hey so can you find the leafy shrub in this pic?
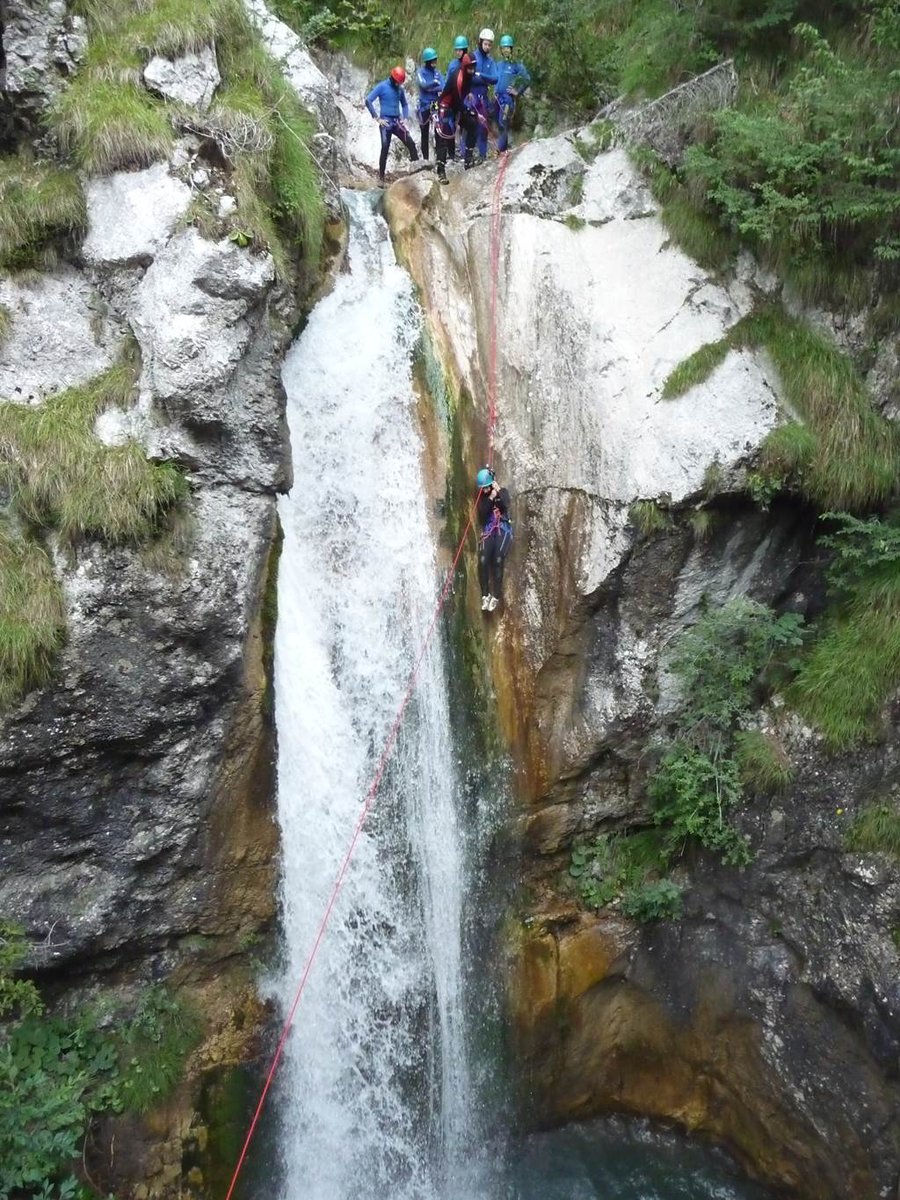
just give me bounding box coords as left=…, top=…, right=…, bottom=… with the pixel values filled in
left=621, top=878, right=683, bottom=921
left=569, top=830, right=672, bottom=912
left=0, top=929, right=201, bottom=1199
left=650, top=744, right=752, bottom=865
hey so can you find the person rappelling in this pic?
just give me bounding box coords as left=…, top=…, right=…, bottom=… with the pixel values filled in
left=434, top=51, right=479, bottom=184
left=416, top=47, right=444, bottom=161
left=476, top=466, right=512, bottom=612
left=365, top=66, right=420, bottom=184
left=493, top=34, right=531, bottom=153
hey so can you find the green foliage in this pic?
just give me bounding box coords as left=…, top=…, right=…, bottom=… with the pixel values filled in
left=0, top=930, right=201, bottom=1200
left=0, top=529, right=67, bottom=710
left=650, top=598, right=803, bottom=863
left=683, top=21, right=900, bottom=294
left=569, top=829, right=673, bottom=913
left=734, top=728, right=794, bottom=792
left=1, top=363, right=187, bottom=546
left=620, top=878, right=684, bottom=921
left=115, top=987, right=202, bottom=1113
left=791, top=512, right=900, bottom=749
left=563, top=213, right=587, bottom=231
left=661, top=338, right=730, bottom=398
left=54, top=80, right=174, bottom=175
left=746, top=470, right=783, bottom=510
left=846, top=801, right=900, bottom=858
left=629, top=499, right=672, bottom=536
left=0, top=156, right=86, bottom=271
left=663, top=307, right=900, bottom=510
left=274, top=0, right=394, bottom=50
left=688, top=508, right=717, bottom=541
left=0, top=305, right=10, bottom=342
left=574, top=120, right=615, bottom=161
left=567, top=171, right=585, bottom=205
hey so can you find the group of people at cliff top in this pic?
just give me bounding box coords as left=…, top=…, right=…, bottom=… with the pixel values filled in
left=364, top=29, right=531, bottom=184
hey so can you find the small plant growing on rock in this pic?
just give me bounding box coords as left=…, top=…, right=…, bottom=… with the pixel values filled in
left=629, top=499, right=672, bottom=536
left=845, top=802, right=900, bottom=859
left=735, top=729, right=794, bottom=793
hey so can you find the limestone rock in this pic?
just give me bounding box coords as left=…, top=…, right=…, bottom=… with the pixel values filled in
left=0, top=268, right=114, bottom=403
left=243, top=0, right=338, bottom=137
left=143, top=45, right=221, bottom=111
left=1, top=0, right=86, bottom=109
left=567, top=145, right=657, bottom=224
left=83, top=164, right=192, bottom=267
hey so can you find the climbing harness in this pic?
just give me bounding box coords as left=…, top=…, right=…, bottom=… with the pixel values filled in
left=224, top=140, right=513, bottom=1200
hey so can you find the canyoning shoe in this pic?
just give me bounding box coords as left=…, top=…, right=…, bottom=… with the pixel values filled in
left=440, top=173, right=449, bottom=185
left=481, top=595, right=491, bottom=611
left=487, top=595, right=500, bottom=612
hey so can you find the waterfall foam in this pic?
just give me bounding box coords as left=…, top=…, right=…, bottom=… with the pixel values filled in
left=273, top=189, right=475, bottom=1200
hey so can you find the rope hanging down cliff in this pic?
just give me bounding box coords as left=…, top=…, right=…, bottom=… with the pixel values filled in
left=224, top=154, right=512, bottom=1200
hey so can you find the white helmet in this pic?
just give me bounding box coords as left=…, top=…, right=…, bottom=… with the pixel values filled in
left=479, top=27, right=495, bottom=41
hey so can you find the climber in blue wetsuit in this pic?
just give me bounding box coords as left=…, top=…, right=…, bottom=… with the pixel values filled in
left=469, top=29, right=499, bottom=162
left=493, top=34, right=531, bottom=153
left=365, top=66, right=419, bottom=183
left=475, top=466, right=513, bottom=612
left=416, top=47, right=444, bottom=160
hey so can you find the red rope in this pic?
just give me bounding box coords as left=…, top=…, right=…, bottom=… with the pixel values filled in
left=486, top=152, right=511, bottom=464
left=224, top=149, right=510, bottom=1200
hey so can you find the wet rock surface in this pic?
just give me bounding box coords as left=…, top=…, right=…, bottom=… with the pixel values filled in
left=388, top=141, right=900, bottom=1198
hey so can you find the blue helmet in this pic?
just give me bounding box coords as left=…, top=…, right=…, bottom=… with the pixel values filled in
left=453, top=35, right=468, bottom=50
left=476, top=467, right=495, bottom=489
left=422, top=46, right=438, bottom=62
left=499, top=34, right=514, bottom=48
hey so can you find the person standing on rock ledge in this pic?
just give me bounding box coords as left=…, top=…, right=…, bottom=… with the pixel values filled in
left=493, top=34, right=531, bottom=153
left=416, top=47, right=444, bottom=160
left=365, top=66, right=419, bottom=184
left=476, top=466, right=513, bottom=612
left=435, top=52, right=479, bottom=183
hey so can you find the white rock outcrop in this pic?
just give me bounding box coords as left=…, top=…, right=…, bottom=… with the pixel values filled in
left=131, top=229, right=275, bottom=414
left=0, top=269, right=114, bottom=403
left=83, top=163, right=193, bottom=267
left=389, top=138, right=784, bottom=761
left=143, top=45, right=221, bottom=110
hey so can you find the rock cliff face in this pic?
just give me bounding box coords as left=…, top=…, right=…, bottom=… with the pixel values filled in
left=386, top=140, right=900, bottom=1198
left=0, top=7, right=306, bottom=1191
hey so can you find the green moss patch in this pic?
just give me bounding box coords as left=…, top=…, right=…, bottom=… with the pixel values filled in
left=0, top=530, right=67, bottom=709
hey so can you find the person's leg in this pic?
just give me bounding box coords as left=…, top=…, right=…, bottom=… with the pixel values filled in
left=497, top=97, right=514, bottom=152
left=491, top=532, right=511, bottom=605
left=435, top=132, right=450, bottom=180
left=398, top=123, right=419, bottom=161
left=478, top=542, right=492, bottom=606
left=474, top=95, right=489, bottom=159
left=378, top=123, right=391, bottom=180
left=462, top=111, right=477, bottom=168
left=419, top=112, right=429, bottom=159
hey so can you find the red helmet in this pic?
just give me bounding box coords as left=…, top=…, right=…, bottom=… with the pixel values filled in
left=390, top=66, right=406, bottom=84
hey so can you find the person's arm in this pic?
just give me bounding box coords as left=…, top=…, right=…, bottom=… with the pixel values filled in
left=365, top=83, right=380, bottom=119
left=474, top=56, right=499, bottom=86
left=400, top=87, right=409, bottom=119
left=515, top=62, right=531, bottom=93
left=493, top=486, right=511, bottom=515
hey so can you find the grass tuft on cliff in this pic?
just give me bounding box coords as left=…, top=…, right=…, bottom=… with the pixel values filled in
left=56, top=0, right=323, bottom=274
left=735, top=729, right=794, bottom=793
left=0, top=155, right=86, bottom=271
left=662, top=306, right=900, bottom=511
left=0, top=528, right=67, bottom=710
left=846, top=802, right=900, bottom=860
left=0, top=362, right=188, bottom=545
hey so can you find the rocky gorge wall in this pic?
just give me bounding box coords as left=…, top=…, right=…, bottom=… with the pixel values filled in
left=386, top=141, right=900, bottom=1198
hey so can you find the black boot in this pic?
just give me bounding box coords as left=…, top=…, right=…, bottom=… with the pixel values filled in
left=464, top=149, right=474, bottom=170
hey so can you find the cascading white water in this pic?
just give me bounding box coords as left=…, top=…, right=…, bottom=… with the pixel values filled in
left=273, top=189, right=478, bottom=1200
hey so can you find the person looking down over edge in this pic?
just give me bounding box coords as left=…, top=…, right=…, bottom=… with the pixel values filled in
left=476, top=466, right=512, bottom=613
left=416, top=47, right=444, bottom=160
left=469, top=28, right=499, bottom=163
left=493, top=34, right=531, bottom=153
left=365, top=66, right=419, bottom=183
left=435, top=52, right=478, bottom=184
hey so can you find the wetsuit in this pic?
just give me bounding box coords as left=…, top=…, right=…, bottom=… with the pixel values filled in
left=365, top=77, right=419, bottom=181
left=493, top=59, right=531, bottom=152
left=435, top=58, right=478, bottom=180
left=468, top=45, right=498, bottom=160
left=477, top=486, right=512, bottom=604
left=416, top=63, right=444, bottom=159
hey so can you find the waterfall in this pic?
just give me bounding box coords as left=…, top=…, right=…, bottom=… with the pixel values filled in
left=273, top=189, right=478, bottom=1200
